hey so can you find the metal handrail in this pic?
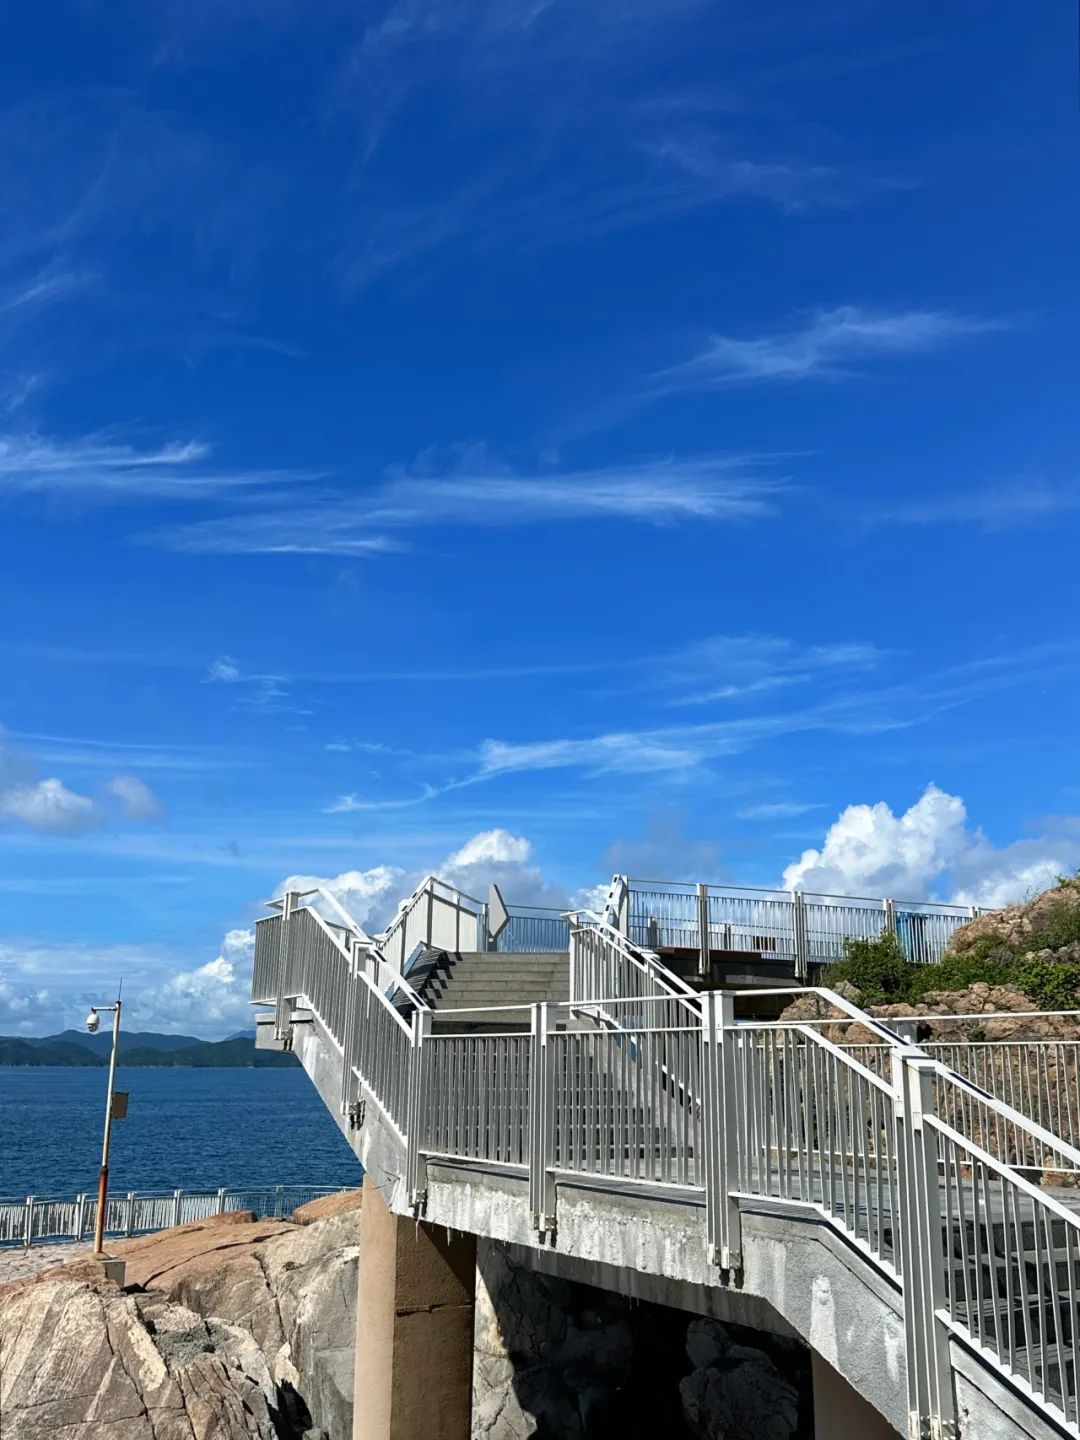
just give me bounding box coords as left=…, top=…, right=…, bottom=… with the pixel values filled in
left=624, top=873, right=974, bottom=914
left=302, top=899, right=429, bottom=1013
left=612, top=873, right=977, bottom=974
left=1, top=1184, right=347, bottom=1249
left=569, top=909, right=699, bottom=999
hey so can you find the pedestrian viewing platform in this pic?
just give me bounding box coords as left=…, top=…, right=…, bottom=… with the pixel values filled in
left=249, top=868, right=1080, bottom=1440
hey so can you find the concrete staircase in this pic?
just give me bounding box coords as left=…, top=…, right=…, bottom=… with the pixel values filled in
left=408, top=949, right=569, bottom=1028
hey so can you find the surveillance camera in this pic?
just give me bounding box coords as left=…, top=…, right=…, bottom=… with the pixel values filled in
left=85, top=1010, right=100, bottom=1034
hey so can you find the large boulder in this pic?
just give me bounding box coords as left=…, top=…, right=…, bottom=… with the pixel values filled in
left=680, top=1318, right=801, bottom=1440
left=950, top=881, right=1080, bottom=957
left=0, top=1199, right=363, bottom=1440
left=0, top=1278, right=281, bottom=1440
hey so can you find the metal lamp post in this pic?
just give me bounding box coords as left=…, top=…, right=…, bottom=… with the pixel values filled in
left=86, top=997, right=122, bottom=1256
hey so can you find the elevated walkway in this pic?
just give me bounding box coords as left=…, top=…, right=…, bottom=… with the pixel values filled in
left=252, top=874, right=1080, bottom=1440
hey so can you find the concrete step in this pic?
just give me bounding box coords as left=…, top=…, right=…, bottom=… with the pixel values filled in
left=409, top=947, right=571, bottom=1018
left=431, top=960, right=566, bottom=977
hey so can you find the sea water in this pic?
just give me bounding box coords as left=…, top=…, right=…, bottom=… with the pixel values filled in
left=0, top=1066, right=361, bottom=1199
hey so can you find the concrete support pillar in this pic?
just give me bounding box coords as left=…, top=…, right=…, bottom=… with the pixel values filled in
left=811, top=1351, right=900, bottom=1439
left=353, top=1177, right=476, bottom=1440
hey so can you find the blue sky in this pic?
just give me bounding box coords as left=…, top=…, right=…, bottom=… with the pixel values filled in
left=2, top=1, right=1079, bottom=1035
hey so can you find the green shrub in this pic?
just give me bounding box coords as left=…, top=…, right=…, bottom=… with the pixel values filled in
left=906, top=949, right=1011, bottom=1002
left=1007, top=960, right=1080, bottom=1011
left=826, top=929, right=1080, bottom=1011
left=828, top=933, right=912, bottom=1004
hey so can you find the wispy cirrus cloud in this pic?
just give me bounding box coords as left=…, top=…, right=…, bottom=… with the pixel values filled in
left=656, top=634, right=883, bottom=707
left=0, top=430, right=314, bottom=500
left=0, top=265, right=94, bottom=315
left=653, top=305, right=1003, bottom=391
left=204, top=655, right=310, bottom=716
left=880, top=479, right=1080, bottom=530
left=472, top=642, right=1080, bottom=783
left=736, top=800, right=822, bottom=820
left=329, top=0, right=901, bottom=286
left=328, top=639, right=1080, bottom=807
left=644, top=134, right=894, bottom=216
left=142, top=450, right=788, bottom=555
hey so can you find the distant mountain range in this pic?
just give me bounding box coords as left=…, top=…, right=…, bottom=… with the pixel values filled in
left=0, top=1028, right=297, bottom=1068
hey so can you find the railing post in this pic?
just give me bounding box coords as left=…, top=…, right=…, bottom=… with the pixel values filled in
left=883, top=896, right=897, bottom=938
left=406, top=1009, right=432, bottom=1208
left=701, top=994, right=722, bottom=1266
left=276, top=890, right=296, bottom=1040
left=894, top=1049, right=956, bottom=1439
left=340, top=947, right=356, bottom=1117
left=617, top=877, right=630, bottom=938
left=529, top=1002, right=556, bottom=1237
left=791, top=890, right=808, bottom=982
left=172, top=1188, right=183, bottom=1227
left=23, top=1196, right=34, bottom=1249
left=125, top=1191, right=136, bottom=1236
left=702, top=993, right=742, bottom=1273
left=74, top=1193, right=86, bottom=1242
left=720, top=990, right=743, bottom=1272
left=696, top=883, right=710, bottom=978
left=217, top=1186, right=227, bottom=1216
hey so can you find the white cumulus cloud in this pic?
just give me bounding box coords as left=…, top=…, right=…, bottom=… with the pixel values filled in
left=444, top=829, right=532, bottom=869
left=0, top=777, right=97, bottom=834
left=137, top=928, right=256, bottom=1032
left=440, top=829, right=567, bottom=909
left=269, top=830, right=569, bottom=945
left=0, top=730, right=165, bottom=835
left=105, top=774, right=165, bottom=821
left=274, top=865, right=406, bottom=932
left=783, top=785, right=1075, bottom=908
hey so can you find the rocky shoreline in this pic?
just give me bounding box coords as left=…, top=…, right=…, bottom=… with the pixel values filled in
left=0, top=1191, right=362, bottom=1440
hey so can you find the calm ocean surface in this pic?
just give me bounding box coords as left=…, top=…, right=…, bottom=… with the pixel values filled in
left=0, top=1066, right=362, bottom=1199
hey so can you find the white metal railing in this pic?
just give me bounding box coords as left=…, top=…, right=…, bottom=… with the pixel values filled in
left=569, top=912, right=698, bottom=1022
left=375, top=875, right=486, bottom=969
left=845, top=1038, right=1080, bottom=1174
left=261, top=893, right=427, bottom=1140
left=926, top=1071, right=1080, bottom=1425
left=253, top=883, right=1080, bottom=1438
left=729, top=1022, right=900, bottom=1271
left=0, top=1184, right=345, bottom=1249
left=372, top=875, right=570, bottom=959
left=493, top=904, right=570, bottom=953
left=612, top=874, right=976, bottom=977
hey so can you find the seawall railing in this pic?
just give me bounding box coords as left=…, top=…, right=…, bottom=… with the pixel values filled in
left=0, top=1184, right=346, bottom=1249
